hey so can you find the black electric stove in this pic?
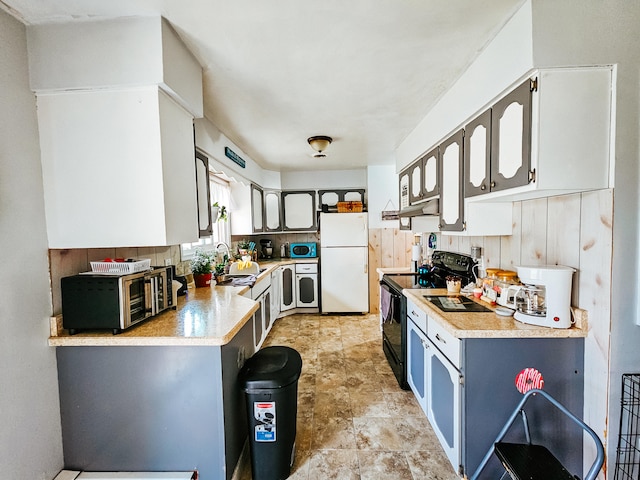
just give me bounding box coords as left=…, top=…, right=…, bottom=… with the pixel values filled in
left=380, top=250, right=478, bottom=389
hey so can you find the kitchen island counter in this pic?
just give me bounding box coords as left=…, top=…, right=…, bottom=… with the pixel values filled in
left=49, top=258, right=318, bottom=347
left=403, top=288, right=588, bottom=339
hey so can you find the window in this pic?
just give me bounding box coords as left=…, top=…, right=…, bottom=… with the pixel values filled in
left=181, top=173, right=231, bottom=262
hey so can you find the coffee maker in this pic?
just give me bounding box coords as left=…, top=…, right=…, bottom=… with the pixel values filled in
left=260, top=239, right=273, bottom=258
left=514, top=265, right=575, bottom=328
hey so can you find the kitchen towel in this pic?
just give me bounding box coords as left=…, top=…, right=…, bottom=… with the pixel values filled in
left=230, top=275, right=257, bottom=288
left=380, top=286, right=393, bottom=323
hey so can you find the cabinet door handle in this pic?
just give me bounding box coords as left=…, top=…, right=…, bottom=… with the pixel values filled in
left=480, top=184, right=486, bottom=190
left=435, top=333, right=446, bottom=344
left=490, top=181, right=496, bottom=188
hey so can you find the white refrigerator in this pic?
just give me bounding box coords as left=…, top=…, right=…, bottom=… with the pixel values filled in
left=320, top=212, right=369, bottom=313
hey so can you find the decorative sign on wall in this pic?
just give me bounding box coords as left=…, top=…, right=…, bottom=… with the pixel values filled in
left=225, top=147, right=246, bottom=168
left=515, top=367, right=544, bottom=394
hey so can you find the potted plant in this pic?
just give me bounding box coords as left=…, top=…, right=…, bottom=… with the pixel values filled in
left=214, top=262, right=227, bottom=284
left=237, top=239, right=250, bottom=256
left=212, top=202, right=228, bottom=222
left=190, top=249, right=214, bottom=287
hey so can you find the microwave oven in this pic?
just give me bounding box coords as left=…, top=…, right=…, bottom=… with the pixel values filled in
left=61, top=266, right=175, bottom=335
left=290, top=242, right=317, bottom=258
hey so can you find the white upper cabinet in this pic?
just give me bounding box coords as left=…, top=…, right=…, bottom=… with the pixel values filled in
left=28, top=17, right=203, bottom=117
left=230, top=183, right=265, bottom=235
left=30, top=16, right=204, bottom=248
left=38, top=87, right=198, bottom=248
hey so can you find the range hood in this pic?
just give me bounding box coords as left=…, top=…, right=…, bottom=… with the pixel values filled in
left=398, top=198, right=439, bottom=217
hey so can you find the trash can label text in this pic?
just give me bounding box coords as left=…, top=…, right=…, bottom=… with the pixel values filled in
left=254, top=401, right=276, bottom=442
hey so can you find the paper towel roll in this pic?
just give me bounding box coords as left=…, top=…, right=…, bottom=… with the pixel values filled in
left=411, top=244, right=422, bottom=262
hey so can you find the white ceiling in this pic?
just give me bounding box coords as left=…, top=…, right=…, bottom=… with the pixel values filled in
left=3, top=0, right=524, bottom=172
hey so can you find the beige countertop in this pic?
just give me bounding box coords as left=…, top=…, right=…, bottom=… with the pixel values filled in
left=403, top=288, right=588, bottom=339
left=49, top=258, right=318, bottom=347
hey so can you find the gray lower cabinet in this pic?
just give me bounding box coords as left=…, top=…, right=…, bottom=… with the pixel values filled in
left=56, top=319, right=254, bottom=480
left=407, top=318, right=584, bottom=478
left=462, top=337, right=584, bottom=478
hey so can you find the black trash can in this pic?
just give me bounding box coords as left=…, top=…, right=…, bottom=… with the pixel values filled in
left=239, top=346, right=303, bottom=480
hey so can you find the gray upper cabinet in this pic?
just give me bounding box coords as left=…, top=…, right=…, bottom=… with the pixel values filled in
left=408, top=160, right=423, bottom=204
left=421, top=147, right=439, bottom=200
left=438, top=129, right=465, bottom=232
left=399, top=216, right=412, bottom=231
left=464, top=109, right=492, bottom=198
left=318, top=189, right=366, bottom=211
left=490, top=78, right=533, bottom=192
left=464, top=80, right=533, bottom=198
left=251, top=184, right=264, bottom=233
left=282, top=190, right=317, bottom=231
left=464, top=67, right=612, bottom=205
left=399, top=167, right=410, bottom=210
left=264, top=190, right=282, bottom=232
left=195, top=150, right=213, bottom=237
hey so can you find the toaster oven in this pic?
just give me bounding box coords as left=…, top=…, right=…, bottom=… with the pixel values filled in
left=61, top=266, right=175, bottom=335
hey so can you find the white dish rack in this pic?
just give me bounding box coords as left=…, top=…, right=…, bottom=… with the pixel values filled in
left=89, top=258, right=151, bottom=274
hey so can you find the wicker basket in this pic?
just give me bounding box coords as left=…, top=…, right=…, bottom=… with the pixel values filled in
left=337, top=201, right=363, bottom=213
left=90, top=258, right=152, bottom=274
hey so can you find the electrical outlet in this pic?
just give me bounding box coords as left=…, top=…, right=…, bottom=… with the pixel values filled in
left=164, top=258, right=171, bottom=266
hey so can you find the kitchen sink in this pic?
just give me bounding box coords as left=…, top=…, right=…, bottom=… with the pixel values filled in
left=216, top=269, right=267, bottom=287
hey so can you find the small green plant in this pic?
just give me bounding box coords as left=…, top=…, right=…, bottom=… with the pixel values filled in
left=238, top=239, right=250, bottom=250
left=214, top=263, right=226, bottom=276
left=213, top=202, right=228, bottom=222
left=190, top=249, right=214, bottom=275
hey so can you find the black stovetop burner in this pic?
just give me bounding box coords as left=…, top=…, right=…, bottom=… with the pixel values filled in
left=382, top=250, right=477, bottom=292
left=382, top=273, right=441, bottom=290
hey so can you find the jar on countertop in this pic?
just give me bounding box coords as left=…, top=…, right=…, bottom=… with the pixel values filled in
left=481, top=268, right=502, bottom=303
left=495, top=270, right=519, bottom=290
left=494, top=270, right=521, bottom=308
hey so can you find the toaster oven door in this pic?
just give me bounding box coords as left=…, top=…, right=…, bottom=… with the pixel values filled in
left=123, top=275, right=151, bottom=328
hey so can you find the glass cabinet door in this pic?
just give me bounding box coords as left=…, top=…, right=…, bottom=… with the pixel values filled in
left=422, top=147, right=439, bottom=199
left=409, top=160, right=423, bottom=204
left=251, top=184, right=264, bottom=233
left=439, top=129, right=464, bottom=231
left=399, top=168, right=410, bottom=210
left=490, top=78, right=533, bottom=192
left=264, top=190, right=281, bottom=232
left=282, top=191, right=317, bottom=231
left=195, top=150, right=213, bottom=237
left=464, top=109, right=491, bottom=197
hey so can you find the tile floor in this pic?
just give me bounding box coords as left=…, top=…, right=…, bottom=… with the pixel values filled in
left=239, top=313, right=460, bottom=480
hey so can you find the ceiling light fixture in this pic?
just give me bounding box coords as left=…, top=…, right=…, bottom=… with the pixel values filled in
left=307, top=136, right=332, bottom=158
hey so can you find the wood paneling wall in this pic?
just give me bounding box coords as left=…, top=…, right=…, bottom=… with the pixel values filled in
left=368, top=228, right=415, bottom=313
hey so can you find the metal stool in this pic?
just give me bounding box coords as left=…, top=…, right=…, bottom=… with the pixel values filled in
left=471, top=389, right=604, bottom=480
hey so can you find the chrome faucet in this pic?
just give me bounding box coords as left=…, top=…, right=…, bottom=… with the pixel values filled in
left=215, top=242, right=231, bottom=264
